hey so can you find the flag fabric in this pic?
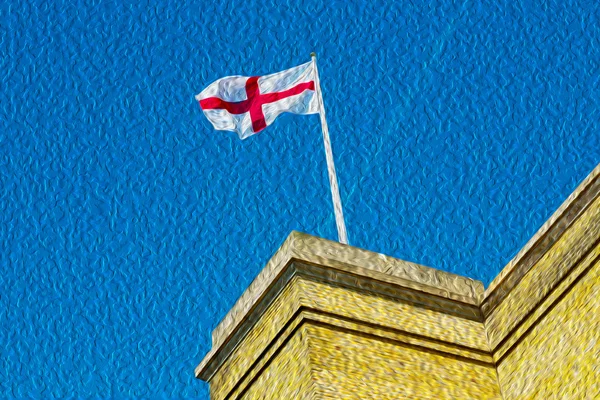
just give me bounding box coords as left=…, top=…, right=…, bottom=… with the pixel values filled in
left=196, top=61, right=319, bottom=139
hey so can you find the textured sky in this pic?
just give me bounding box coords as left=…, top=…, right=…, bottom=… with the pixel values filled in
left=2, top=0, right=600, bottom=397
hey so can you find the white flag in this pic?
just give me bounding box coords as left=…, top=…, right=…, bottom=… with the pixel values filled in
left=196, top=61, right=319, bottom=139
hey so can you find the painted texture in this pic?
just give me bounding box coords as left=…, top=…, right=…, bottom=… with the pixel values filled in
left=203, top=266, right=494, bottom=398
left=238, top=325, right=315, bottom=400
left=485, top=195, right=600, bottom=348
left=209, top=278, right=304, bottom=400
left=489, top=189, right=600, bottom=398
left=297, top=278, right=489, bottom=351
left=496, top=259, right=600, bottom=399
left=205, top=229, right=485, bottom=369
left=305, top=324, right=502, bottom=399
left=3, top=0, right=600, bottom=397
left=491, top=241, right=600, bottom=365
left=201, top=180, right=600, bottom=398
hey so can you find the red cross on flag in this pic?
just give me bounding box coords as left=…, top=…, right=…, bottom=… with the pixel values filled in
left=196, top=61, right=319, bottom=140
left=195, top=54, right=349, bottom=245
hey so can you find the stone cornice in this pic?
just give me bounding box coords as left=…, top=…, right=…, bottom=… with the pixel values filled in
left=195, top=162, right=600, bottom=388
left=196, top=231, right=484, bottom=381
left=481, top=163, right=600, bottom=317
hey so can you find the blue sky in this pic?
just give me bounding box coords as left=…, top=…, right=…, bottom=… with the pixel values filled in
left=1, top=0, right=599, bottom=397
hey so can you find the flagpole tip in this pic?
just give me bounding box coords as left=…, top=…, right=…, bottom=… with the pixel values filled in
left=310, top=52, right=317, bottom=58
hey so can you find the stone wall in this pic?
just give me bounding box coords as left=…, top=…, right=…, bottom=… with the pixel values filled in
left=196, top=163, right=600, bottom=399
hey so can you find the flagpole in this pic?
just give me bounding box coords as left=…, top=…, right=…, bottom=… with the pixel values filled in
left=311, top=52, right=349, bottom=245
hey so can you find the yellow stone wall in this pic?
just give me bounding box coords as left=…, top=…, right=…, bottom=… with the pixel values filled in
left=239, top=324, right=316, bottom=400
left=207, top=273, right=500, bottom=399
left=208, top=277, right=304, bottom=400
left=484, top=195, right=600, bottom=351
left=487, top=194, right=600, bottom=399
left=196, top=164, right=600, bottom=400
left=496, top=258, right=600, bottom=399
left=305, top=323, right=502, bottom=399
left=297, top=278, right=491, bottom=354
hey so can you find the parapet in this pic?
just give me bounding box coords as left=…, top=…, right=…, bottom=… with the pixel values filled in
left=196, top=163, right=600, bottom=399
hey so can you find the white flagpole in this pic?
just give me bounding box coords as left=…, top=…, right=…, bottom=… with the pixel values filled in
left=311, top=52, right=349, bottom=245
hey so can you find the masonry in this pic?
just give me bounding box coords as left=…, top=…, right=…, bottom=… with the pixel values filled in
left=195, top=163, right=600, bottom=399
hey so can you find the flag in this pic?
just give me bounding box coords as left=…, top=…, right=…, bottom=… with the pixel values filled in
left=196, top=61, right=319, bottom=139
left=195, top=54, right=349, bottom=245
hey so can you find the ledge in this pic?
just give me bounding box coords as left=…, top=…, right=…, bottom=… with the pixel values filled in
left=196, top=231, right=484, bottom=381
left=482, top=163, right=600, bottom=317
left=195, top=161, right=600, bottom=392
